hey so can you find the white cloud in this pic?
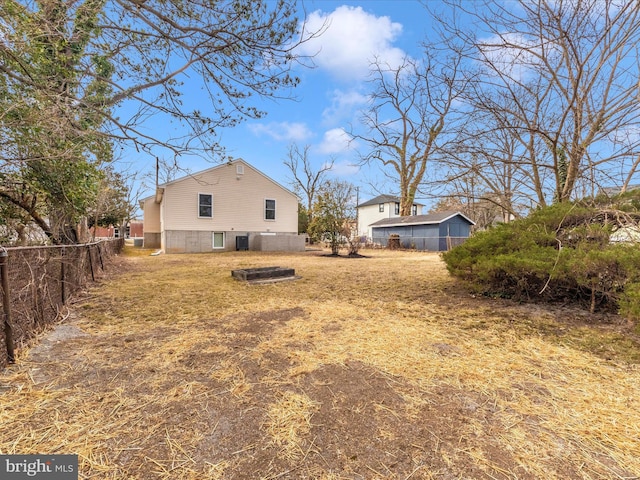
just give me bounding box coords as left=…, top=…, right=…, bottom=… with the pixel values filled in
left=316, top=128, right=355, bottom=154
left=322, top=89, right=369, bottom=124
left=314, top=128, right=360, bottom=178
left=248, top=121, right=313, bottom=142
left=477, top=32, right=542, bottom=82
left=609, top=125, right=640, bottom=146
left=329, top=160, right=360, bottom=177
left=297, top=5, right=406, bottom=82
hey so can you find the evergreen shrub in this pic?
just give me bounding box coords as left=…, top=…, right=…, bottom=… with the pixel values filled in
left=442, top=199, right=640, bottom=318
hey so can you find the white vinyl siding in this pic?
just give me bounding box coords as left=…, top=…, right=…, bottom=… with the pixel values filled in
left=142, top=197, right=161, bottom=233
left=159, top=161, right=298, bottom=233
left=356, top=199, right=425, bottom=238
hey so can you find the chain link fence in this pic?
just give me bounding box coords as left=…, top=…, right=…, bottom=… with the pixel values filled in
left=1, top=239, right=124, bottom=369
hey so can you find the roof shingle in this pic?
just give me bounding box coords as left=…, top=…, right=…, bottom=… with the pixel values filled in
left=369, top=211, right=475, bottom=227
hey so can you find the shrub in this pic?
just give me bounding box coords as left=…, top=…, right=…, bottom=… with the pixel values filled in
left=442, top=201, right=640, bottom=318
left=619, top=282, right=640, bottom=324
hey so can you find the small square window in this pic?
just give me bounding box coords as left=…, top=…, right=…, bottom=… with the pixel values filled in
left=379, top=203, right=385, bottom=212
left=265, top=199, right=276, bottom=220
left=199, top=193, right=212, bottom=218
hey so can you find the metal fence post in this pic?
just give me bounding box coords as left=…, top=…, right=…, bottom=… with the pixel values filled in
left=1, top=247, right=15, bottom=364
left=87, top=244, right=95, bottom=282
left=96, top=242, right=104, bottom=271
left=60, top=246, right=66, bottom=304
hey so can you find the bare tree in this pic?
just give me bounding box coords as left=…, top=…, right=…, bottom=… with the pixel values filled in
left=442, top=87, right=549, bottom=216
left=352, top=48, right=468, bottom=216
left=0, top=0, right=316, bottom=243
left=440, top=0, right=640, bottom=204
left=283, top=143, right=334, bottom=226
left=1, top=0, right=312, bottom=155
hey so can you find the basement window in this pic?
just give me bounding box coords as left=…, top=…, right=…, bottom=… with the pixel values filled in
left=213, top=232, right=225, bottom=249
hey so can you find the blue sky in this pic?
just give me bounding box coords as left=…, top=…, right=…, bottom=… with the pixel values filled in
left=126, top=1, right=435, bottom=207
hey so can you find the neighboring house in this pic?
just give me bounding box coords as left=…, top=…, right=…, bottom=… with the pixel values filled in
left=91, top=225, right=117, bottom=239
left=610, top=226, right=640, bottom=243
left=140, top=160, right=304, bottom=253
left=92, top=220, right=143, bottom=239
left=370, top=211, right=475, bottom=252
left=600, top=184, right=640, bottom=197
left=356, top=194, right=424, bottom=239
left=128, top=220, right=144, bottom=238
left=0, top=223, right=48, bottom=246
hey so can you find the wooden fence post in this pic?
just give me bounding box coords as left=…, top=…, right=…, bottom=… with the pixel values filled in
left=1, top=248, right=15, bottom=364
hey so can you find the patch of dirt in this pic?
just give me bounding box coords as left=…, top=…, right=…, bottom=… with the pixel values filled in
left=434, top=279, right=640, bottom=343
left=231, top=307, right=306, bottom=335
left=296, top=361, right=533, bottom=479
left=14, top=308, right=544, bottom=479
left=317, top=252, right=370, bottom=259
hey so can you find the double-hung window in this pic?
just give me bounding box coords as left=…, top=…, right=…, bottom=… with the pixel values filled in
left=394, top=202, right=400, bottom=215
left=265, top=199, right=276, bottom=220
left=199, top=193, right=213, bottom=218
left=379, top=203, right=385, bottom=212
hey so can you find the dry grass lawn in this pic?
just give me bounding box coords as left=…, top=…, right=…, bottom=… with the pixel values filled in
left=1, top=247, right=639, bottom=479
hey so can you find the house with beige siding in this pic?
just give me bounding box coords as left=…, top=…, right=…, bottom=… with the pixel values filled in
left=356, top=194, right=424, bottom=240
left=140, top=160, right=304, bottom=253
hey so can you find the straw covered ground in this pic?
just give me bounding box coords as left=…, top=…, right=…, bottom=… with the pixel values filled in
left=1, top=248, right=639, bottom=479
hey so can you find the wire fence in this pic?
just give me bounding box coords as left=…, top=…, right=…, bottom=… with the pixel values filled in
left=1, top=239, right=124, bottom=369
left=370, top=235, right=469, bottom=251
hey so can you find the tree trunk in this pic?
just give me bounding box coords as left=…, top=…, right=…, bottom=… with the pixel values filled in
left=388, top=234, right=401, bottom=249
